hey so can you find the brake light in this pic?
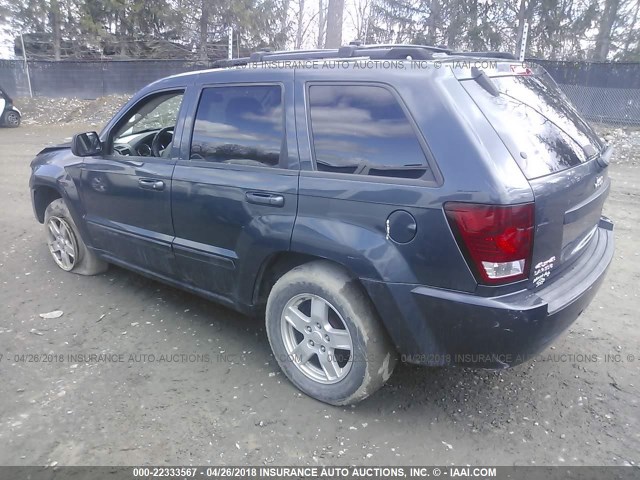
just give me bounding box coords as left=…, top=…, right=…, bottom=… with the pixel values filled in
left=444, top=202, right=534, bottom=284
left=509, top=64, right=533, bottom=75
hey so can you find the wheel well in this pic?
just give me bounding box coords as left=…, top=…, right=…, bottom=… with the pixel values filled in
left=33, top=186, right=62, bottom=223
left=252, top=253, right=366, bottom=311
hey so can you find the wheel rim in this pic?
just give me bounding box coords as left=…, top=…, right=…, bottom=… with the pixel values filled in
left=280, top=293, right=354, bottom=384
left=46, top=216, right=77, bottom=271
left=6, top=112, right=19, bottom=126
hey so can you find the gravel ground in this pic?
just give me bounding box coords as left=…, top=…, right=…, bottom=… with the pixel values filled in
left=15, top=95, right=130, bottom=127
left=0, top=120, right=639, bottom=467
left=597, top=125, right=640, bottom=167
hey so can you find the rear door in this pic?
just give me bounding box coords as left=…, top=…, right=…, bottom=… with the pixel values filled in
left=461, top=68, right=610, bottom=287
left=171, top=74, right=298, bottom=304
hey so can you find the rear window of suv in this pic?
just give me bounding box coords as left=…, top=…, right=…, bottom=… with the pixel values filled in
left=462, top=73, right=603, bottom=179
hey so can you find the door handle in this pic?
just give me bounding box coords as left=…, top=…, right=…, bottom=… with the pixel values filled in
left=138, top=178, right=165, bottom=191
left=245, top=191, right=285, bottom=207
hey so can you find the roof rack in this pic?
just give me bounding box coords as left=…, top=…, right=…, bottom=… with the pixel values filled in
left=210, top=44, right=517, bottom=69
left=211, top=57, right=253, bottom=68
left=449, top=51, right=517, bottom=60
left=212, top=44, right=452, bottom=67
left=341, top=43, right=451, bottom=55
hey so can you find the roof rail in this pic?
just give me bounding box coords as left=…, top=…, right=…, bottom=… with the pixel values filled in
left=209, top=45, right=517, bottom=70
left=247, top=48, right=342, bottom=63
left=232, top=44, right=452, bottom=64
left=352, top=43, right=451, bottom=54
left=211, top=57, right=251, bottom=68
left=450, top=51, right=517, bottom=60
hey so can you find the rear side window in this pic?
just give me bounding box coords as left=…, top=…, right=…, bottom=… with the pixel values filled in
left=463, top=74, right=603, bottom=179
left=190, top=85, right=283, bottom=167
left=307, top=84, right=434, bottom=180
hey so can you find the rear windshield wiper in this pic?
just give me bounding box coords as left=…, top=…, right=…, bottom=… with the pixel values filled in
left=471, top=67, right=499, bottom=97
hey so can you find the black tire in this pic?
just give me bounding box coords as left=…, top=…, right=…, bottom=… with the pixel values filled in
left=44, top=199, right=108, bottom=275
left=266, top=260, right=397, bottom=405
left=2, top=110, right=20, bottom=127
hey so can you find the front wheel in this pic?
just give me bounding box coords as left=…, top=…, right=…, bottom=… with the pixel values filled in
left=44, top=199, right=108, bottom=275
left=265, top=261, right=397, bottom=405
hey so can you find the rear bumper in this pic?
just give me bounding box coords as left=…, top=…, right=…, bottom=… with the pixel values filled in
left=363, top=217, right=614, bottom=368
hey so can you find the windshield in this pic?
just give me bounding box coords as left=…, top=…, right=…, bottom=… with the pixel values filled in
left=462, top=73, right=604, bottom=179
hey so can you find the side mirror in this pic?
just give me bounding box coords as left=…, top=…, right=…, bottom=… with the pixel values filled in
left=71, top=131, right=102, bottom=157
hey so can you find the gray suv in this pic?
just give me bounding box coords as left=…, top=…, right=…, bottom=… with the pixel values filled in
left=29, top=45, right=614, bottom=405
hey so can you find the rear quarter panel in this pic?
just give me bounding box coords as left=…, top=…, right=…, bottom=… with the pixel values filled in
left=292, top=66, right=534, bottom=292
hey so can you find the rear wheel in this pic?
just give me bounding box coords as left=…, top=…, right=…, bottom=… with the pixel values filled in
left=44, top=199, right=108, bottom=275
left=265, top=261, right=396, bottom=405
left=3, top=110, right=20, bottom=127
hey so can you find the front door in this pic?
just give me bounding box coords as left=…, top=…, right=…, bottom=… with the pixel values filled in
left=171, top=77, right=298, bottom=305
left=79, top=89, right=185, bottom=278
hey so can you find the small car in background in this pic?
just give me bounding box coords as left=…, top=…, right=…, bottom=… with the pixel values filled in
left=0, top=85, right=21, bottom=127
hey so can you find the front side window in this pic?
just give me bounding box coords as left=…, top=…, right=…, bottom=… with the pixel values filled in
left=190, top=85, right=283, bottom=167
left=112, top=91, right=184, bottom=157
left=307, top=84, right=433, bottom=180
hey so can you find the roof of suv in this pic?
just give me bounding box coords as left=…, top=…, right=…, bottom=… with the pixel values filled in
left=142, top=44, right=530, bottom=94
left=215, top=43, right=517, bottom=65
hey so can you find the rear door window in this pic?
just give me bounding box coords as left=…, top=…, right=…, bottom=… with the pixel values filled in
left=307, top=84, right=434, bottom=181
left=462, top=74, right=604, bottom=179
left=190, top=85, right=283, bottom=167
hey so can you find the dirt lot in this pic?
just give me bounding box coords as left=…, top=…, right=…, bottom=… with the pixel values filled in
left=0, top=122, right=639, bottom=467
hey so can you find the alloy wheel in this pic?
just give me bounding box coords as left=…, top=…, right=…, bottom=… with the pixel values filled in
left=280, top=293, right=354, bottom=384
left=46, top=216, right=78, bottom=271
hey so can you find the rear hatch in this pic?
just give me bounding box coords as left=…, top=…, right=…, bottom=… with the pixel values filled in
left=457, top=62, right=611, bottom=288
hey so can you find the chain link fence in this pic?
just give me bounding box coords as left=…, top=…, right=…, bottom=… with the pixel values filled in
left=532, top=59, right=640, bottom=127
left=556, top=84, right=640, bottom=127
left=1, top=58, right=639, bottom=127
left=0, top=59, right=209, bottom=99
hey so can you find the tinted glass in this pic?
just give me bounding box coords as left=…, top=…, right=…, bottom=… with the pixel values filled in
left=308, top=85, right=432, bottom=180
left=191, top=85, right=283, bottom=167
left=463, top=73, right=603, bottom=179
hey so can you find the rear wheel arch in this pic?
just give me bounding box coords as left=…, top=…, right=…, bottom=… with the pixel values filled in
left=252, top=253, right=377, bottom=314
left=253, top=252, right=329, bottom=309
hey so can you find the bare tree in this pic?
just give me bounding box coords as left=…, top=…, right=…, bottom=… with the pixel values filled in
left=295, top=0, right=306, bottom=48
left=425, top=0, right=441, bottom=45
left=199, top=0, right=209, bottom=61
left=279, top=0, right=291, bottom=48
left=621, top=0, right=640, bottom=56
left=515, top=0, right=527, bottom=57
left=325, top=0, right=344, bottom=47
left=50, top=0, right=62, bottom=60
left=317, top=0, right=327, bottom=47
left=594, top=0, right=621, bottom=60
left=346, top=0, right=372, bottom=41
